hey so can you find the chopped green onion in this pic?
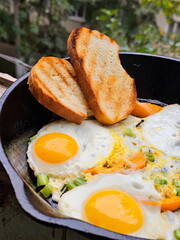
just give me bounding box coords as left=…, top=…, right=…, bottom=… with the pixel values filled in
left=40, top=184, right=53, bottom=198
left=66, top=183, right=77, bottom=190
left=174, top=229, right=180, bottom=240
left=154, top=178, right=167, bottom=185
left=73, top=177, right=87, bottom=186
left=37, top=174, right=49, bottom=186
left=30, top=134, right=39, bottom=141
left=62, top=177, right=87, bottom=192
left=144, top=150, right=155, bottom=162
left=176, top=187, right=180, bottom=196
left=173, top=179, right=180, bottom=187
left=123, top=128, right=136, bottom=137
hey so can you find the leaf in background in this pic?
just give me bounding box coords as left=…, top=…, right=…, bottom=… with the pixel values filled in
left=96, top=15, right=108, bottom=21
left=29, top=23, right=39, bottom=34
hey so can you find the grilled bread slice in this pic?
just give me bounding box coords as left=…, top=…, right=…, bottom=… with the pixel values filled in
left=28, top=57, right=91, bottom=124
left=67, top=27, right=137, bottom=125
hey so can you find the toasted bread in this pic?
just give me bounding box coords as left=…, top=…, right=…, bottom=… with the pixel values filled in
left=67, top=27, right=137, bottom=125
left=28, top=57, right=91, bottom=124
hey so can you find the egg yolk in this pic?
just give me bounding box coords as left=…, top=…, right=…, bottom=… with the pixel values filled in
left=84, top=189, right=144, bottom=234
left=34, top=133, right=78, bottom=164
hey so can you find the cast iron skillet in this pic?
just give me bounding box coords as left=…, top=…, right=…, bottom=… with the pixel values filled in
left=0, top=52, right=180, bottom=240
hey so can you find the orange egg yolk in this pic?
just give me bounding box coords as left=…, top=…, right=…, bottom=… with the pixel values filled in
left=34, top=133, right=79, bottom=164
left=84, top=189, right=144, bottom=234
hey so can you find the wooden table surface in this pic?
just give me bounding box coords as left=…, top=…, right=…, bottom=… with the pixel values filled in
left=0, top=73, right=103, bottom=240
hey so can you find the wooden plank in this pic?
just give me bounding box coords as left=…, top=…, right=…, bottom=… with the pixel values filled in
left=0, top=72, right=16, bottom=87
left=0, top=72, right=16, bottom=97
left=0, top=84, right=8, bottom=97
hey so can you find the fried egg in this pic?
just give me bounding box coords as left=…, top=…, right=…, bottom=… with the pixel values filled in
left=27, top=120, right=113, bottom=177
left=58, top=173, right=168, bottom=239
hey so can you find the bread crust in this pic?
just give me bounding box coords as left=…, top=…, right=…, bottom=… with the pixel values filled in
left=28, top=57, right=89, bottom=124
left=67, top=27, right=137, bottom=125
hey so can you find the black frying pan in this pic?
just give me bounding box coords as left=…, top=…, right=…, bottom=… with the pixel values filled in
left=0, top=52, right=180, bottom=240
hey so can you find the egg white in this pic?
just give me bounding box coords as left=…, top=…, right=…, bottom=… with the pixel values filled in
left=108, top=115, right=145, bottom=153
left=141, top=104, right=180, bottom=159
left=162, top=210, right=180, bottom=240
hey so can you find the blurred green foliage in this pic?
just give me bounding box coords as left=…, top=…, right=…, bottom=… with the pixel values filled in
left=141, top=0, right=179, bottom=21
left=0, top=0, right=74, bottom=63
left=20, top=0, right=75, bottom=63
left=89, top=0, right=180, bottom=57
left=0, top=9, right=14, bottom=42
left=0, top=0, right=179, bottom=63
